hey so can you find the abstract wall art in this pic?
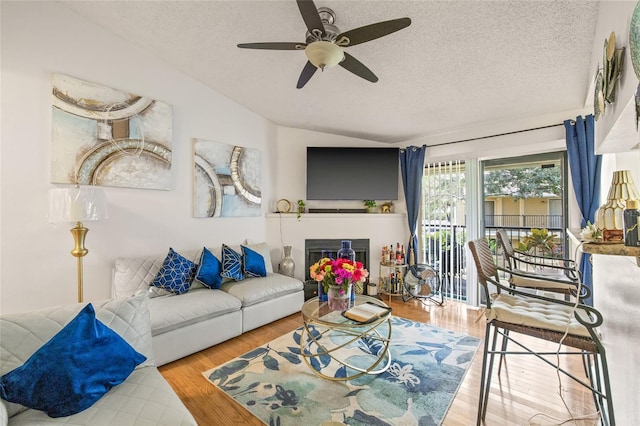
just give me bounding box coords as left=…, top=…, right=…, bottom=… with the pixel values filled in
left=193, top=138, right=262, bottom=217
left=51, top=73, right=173, bottom=190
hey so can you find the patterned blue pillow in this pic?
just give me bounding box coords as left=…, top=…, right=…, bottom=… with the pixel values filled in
left=241, top=245, right=267, bottom=278
left=0, top=304, right=146, bottom=418
left=150, top=248, right=196, bottom=294
left=195, top=247, right=223, bottom=289
left=221, top=244, right=244, bottom=281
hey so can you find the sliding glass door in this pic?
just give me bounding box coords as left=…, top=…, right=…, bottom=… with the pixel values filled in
left=418, top=152, right=568, bottom=306
left=419, top=160, right=467, bottom=301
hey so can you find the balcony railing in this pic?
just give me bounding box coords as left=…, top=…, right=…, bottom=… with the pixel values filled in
left=485, top=214, right=562, bottom=229
left=419, top=217, right=567, bottom=302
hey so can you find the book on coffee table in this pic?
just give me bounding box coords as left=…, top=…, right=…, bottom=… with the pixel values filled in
left=343, top=302, right=392, bottom=323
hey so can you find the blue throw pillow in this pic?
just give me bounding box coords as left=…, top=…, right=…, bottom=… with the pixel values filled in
left=195, top=247, right=223, bottom=289
left=150, top=248, right=196, bottom=294
left=0, top=304, right=146, bottom=418
left=221, top=244, right=244, bottom=281
left=241, top=245, right=267, bottom=278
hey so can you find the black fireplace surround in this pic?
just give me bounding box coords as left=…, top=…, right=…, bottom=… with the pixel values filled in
left=304, top=239, right=370, bottom=281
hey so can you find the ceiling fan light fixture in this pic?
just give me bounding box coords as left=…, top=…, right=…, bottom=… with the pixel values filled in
left=305, top=41, right=344, bottom=70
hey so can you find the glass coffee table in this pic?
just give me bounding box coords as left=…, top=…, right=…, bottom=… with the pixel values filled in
left=300, top=295, right=392, bottom=381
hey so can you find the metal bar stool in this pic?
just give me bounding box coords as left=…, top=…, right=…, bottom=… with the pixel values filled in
left=468, top=237, right=614, bottom=426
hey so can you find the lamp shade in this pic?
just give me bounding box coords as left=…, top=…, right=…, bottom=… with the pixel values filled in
left=595, top=170, right=639, bottom=241
left=48, top=187, right=108, bottom=223
left=305, top=41, right=344, bottom=70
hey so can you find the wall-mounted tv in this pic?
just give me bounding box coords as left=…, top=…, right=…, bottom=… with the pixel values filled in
left=306, top=147, right=399, bottom=200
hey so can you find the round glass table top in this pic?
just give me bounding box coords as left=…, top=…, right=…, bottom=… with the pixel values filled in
left=301, top=294, right=391, bottom=327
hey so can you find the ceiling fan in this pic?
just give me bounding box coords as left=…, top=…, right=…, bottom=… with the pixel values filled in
left=237, top=0, right=411, bottom=89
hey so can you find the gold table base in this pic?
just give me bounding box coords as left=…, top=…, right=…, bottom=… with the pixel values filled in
left=300, top=296, right=392, bottom=381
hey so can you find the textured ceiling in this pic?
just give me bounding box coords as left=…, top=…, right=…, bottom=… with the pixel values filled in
left=62, top=0, right=599, bottom=144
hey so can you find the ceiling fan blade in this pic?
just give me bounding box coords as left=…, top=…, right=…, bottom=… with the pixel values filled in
left=237, top=42, right=306, bottom=50
left=297, top=61, right=318, bottom=89
left=339, top=52, right=378, bottom=83
left=296, top=0, right=325, bottom=37
left=337, top=17, right=411, bottom=47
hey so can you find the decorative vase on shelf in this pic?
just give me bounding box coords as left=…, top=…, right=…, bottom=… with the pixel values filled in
left=327, top=284, right=352, bottom=311
left=278, top=246, right=295, bottom=278
left=596, top=170, right=640, bottom=242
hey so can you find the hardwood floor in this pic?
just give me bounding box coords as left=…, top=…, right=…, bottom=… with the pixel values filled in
left=159, top=298, right=599, bottom=425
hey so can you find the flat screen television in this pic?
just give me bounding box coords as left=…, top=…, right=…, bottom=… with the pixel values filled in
left=306, top=147, right=399, bottom=200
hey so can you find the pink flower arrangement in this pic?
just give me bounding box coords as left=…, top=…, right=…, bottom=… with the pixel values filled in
left=309, top=257, right=369, bottom=294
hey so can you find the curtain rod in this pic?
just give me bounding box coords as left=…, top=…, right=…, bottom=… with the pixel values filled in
left=431, top=123, right=565, bottom=147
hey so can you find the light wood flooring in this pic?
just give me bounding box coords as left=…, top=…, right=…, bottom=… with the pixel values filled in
left=159, top=298, right=600, bottom=425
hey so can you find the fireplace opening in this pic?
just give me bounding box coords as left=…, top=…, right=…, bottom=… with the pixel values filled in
left=304, top=239, right=370, bottom=281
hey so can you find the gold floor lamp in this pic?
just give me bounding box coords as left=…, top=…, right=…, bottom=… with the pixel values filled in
left=48, top=186, right=108, bottom=303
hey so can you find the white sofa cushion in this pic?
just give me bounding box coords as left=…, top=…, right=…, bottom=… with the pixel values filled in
left=112, top=243, right=277, bottom=299
left=7, top=367, right=196, bottom=425
left=0, top=294, right=155, bottom=419
left=113, top=250, right=202, bottom=298
left=220, top=273, right=303, bottom=307
left=92, top=295, right=155, bottom=368
left=148, top=288, right=242, bottom=336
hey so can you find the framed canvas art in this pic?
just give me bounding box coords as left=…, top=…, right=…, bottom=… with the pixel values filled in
left=51, top=73, right=173, bottom=190
left=193, top=138, right=262, bottom=217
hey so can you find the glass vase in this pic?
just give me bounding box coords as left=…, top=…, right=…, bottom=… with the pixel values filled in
left=337, top=240, right=356, bottom=261
left=327, top=284, right=352, bottom=311
left=317, top=281, right=327, bottom=302
left=337, top=240, right=357, bottom=301
left=317, top=250, right=333, bottom=302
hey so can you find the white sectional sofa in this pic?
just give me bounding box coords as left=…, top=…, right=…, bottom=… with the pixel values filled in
left=112, top=242, right=305, bottom=366
left=0, top=294, right=197, bottom=426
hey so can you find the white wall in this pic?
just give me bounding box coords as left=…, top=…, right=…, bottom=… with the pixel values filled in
left=0, top=2, right=276, bottom=313
left=590, top=1, right=639, bottom=154
left=266, top=126, right=410, bottom=283
left=270, top=126, right=407, bottom=214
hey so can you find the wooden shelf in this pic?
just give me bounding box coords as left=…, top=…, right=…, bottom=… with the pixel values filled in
left=568, top=228, right=640, bottom=267
left=581, top=242, right=640, bottom=257
left=568, top=228, right=640, bottom=257
left=266, top=213, right=406, bottom=219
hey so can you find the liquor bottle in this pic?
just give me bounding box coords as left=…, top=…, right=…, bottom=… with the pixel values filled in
left=624, top=200, right=640, bottom=247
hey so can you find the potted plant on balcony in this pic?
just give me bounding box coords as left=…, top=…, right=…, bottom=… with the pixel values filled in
left=517, top=228, right=558, bottom=257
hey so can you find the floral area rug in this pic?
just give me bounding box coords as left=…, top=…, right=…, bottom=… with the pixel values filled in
left=203, top=316, right=480, bottom=426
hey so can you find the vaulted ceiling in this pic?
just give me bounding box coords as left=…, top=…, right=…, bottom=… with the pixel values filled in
left=62, top=0, right=599, bottom=144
